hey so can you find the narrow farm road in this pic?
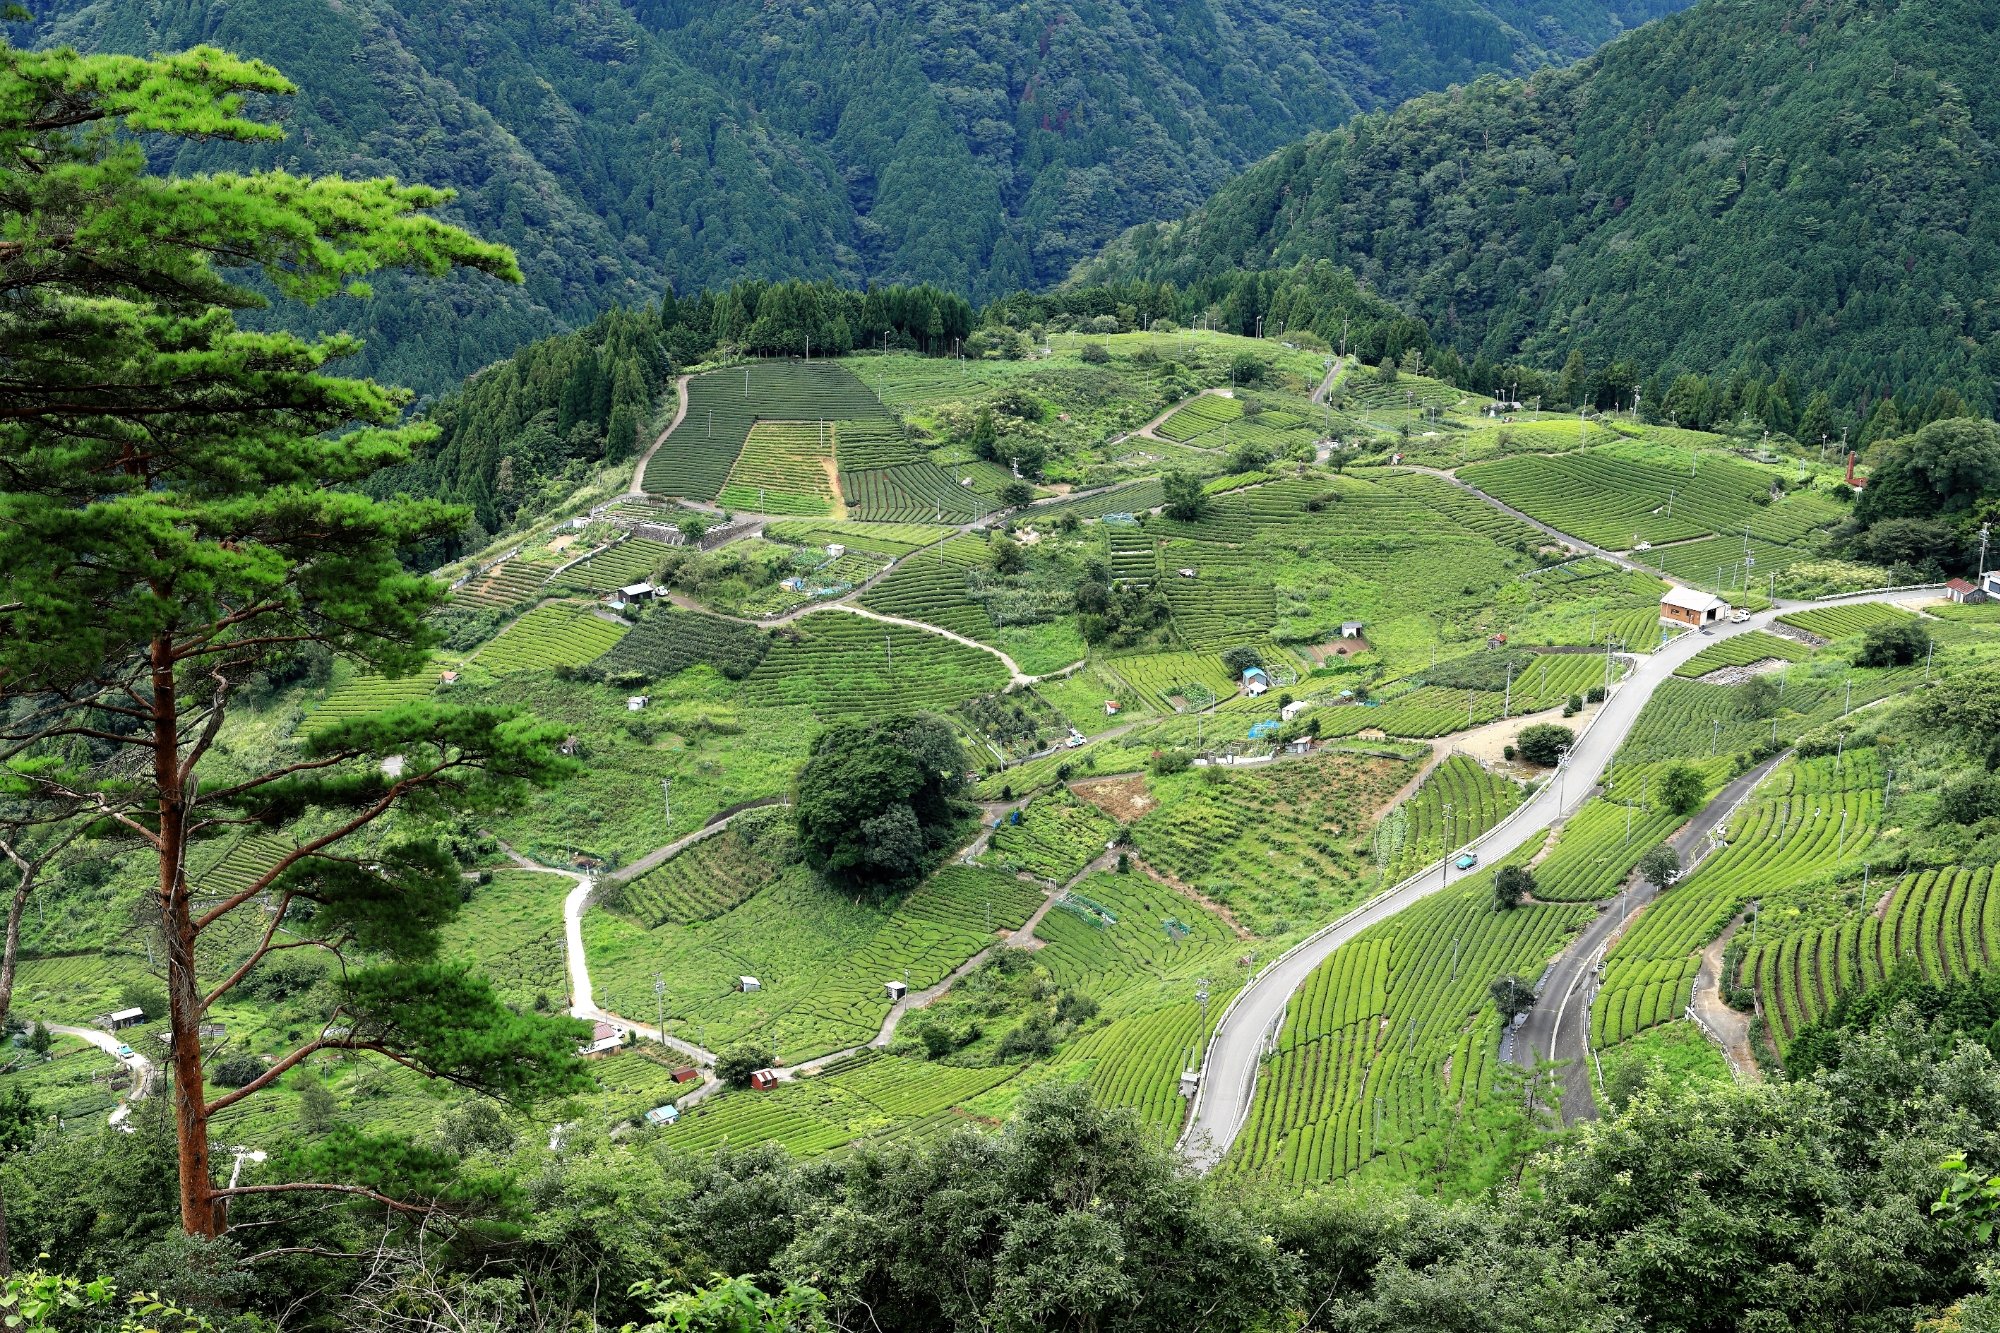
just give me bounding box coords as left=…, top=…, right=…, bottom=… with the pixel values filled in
left=49, top=1023, right=154, bottom=1127
left=816, top=602, right=1035, bottom=684
left=629, top=375, right=693, bottom=495
left=1179, top=583, right=1942, bottom=1170
left=495, top=843, right=718, bottom=1067
left=1507, top=749, right=1787, bottom=1123
left=1309, top=355, right=1351, bottom=405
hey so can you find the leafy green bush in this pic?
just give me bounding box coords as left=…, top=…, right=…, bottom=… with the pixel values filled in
left=1516, top=723, right=1574, bottom=766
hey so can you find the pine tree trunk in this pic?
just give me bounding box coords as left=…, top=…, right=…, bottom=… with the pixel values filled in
left=153, top=636, right=218, bottom=1237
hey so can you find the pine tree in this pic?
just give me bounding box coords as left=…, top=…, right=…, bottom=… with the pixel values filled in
left=0, top=36, right=585, bottom=1238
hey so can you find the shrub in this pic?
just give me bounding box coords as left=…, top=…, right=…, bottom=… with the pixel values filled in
left=1079, top=342, right=1110, bottom=365
left=1586, top=685, right=1606, bottom=704
left=716, top=1043, right=776, bottom=1089
left=1488, top=975, right=1536, bottom=1022
left=1658, top=763, right=1706, bottom=815
left=1515, top=723, right=1574, bottom=766
left=1493, top=865, right=1535, bottom=912
left=1856, top=620, right=1931, bottom=668
left=208, top=1050, right=266, bottom=1089
left=1638, top=844, right=1681, bottom=887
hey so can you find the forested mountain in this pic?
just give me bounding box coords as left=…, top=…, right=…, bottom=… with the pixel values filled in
left=1080, top=0, right=2000, bottom=421
left=20, top=0, right=1686, bottom=394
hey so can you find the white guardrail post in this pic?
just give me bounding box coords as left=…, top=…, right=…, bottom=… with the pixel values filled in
left=1179, top=662, right=1634, bottom=1156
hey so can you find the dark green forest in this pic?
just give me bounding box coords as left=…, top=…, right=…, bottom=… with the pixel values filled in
left=21, top=0, right=1686, bottom=395
left=1081, top=0, right=2000, bottom=423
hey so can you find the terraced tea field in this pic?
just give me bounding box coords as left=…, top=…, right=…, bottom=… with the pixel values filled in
left=1777, top=602, right=1918, bottom=640
left=1032, top=870, right=1246, bottom=1136
left=453, top=559, right=549, bottom=609
left=1225, top=874, right=1590, bottom=1185
left=841, top=461, right=997, bottom=523
left=1749, top=866, right=1998, bottom=1046
left=740, top=614, right=1010, bottom=718
left=856, top=534, right=994, bottom=639
left=763, top=520, right=951, bottom=556
left=1131, top=750, right=1417, bottom=929
left=1459, top=443, right=1838, bottom=556
left=1028, top=479, right=1167, bottom=522
left=1673, top=631, right=1810, bottom=678
left=602, top=808, right=796, bottom=927
left=555, top=538, right=675, bottom=593
left=1591, top=750, right=1880, bottom=1049
left=583, top=865, right=1043, bottom=1058
left=594, top=607, right=770, bottom=681
left=718, top=421, right=841, bottom=516
left=643, top=360, right=894, bottom=500
left=311, top=668, right=437, bottom=728
left=1373, top=756, right=1523, bottom=882
left=479, top=604, right=630, bottom=673
left=1526, top=796, right=1686, bottom=902
left=986, top=790, right=1117, bottom=882
left=661, top=1051, right=1016, bottom=1158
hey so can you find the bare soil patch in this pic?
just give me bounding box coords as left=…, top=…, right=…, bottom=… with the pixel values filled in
left=1300, top=636, right=1370, bottom=664
left=1070, top=773, right=1156, bottom=822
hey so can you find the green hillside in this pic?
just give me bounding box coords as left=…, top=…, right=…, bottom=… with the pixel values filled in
left=1081, top=0, right=2000, bottom=424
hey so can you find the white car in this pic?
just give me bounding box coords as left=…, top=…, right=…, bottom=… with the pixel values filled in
left=1731, top=609, right=1751, bottom=624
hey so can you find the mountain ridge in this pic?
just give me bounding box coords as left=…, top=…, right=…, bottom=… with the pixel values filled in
left=22, top=0, right=1689, bottom=393
left=1076, top=0, right=2000, bottom=419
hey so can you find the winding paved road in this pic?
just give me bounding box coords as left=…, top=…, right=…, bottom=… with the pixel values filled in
left=1178, top=583, right=1941, bottom=1169
left=1506, top=748, right=1788, bottom=1122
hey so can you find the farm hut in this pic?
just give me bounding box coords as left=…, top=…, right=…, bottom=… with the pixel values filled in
left=1340, top=620, right=1365, bottom=639
left=1242, top=666, right=1270, bottom=697
left=1280, top=700, right=1309, bottom=723
left=826, top=543, right=845, bottom=558
left=884, top=980, right=908, bottom=1001
left=619, top=582, right=654, bottom=601
left=672, top=1067, right=701, bottom=1084
left=1104, top=700, right=1122, bottom=716
left=1985, top=571, right=2000, bottom=599
left=1286, top=737, right=1314, bottom=756
left=750, top=1069, right=780, bottom=1090
left=644, top=1104, right=681, bottom=1127
left=578, top=1022, right=623, bottom=1056
left=106, top=1006, right=145, bottom=1031
left=1660, top=586, right=1728, bottom=627
left=1947, top=577, right=1987, bottom=604
left=604, top=597, right=629, bottom=613
left=438, top=670, right=459, bottom=686
left=1179, top=1069, right=1200, bottom=1098
left=627, top=695, right=649, bottom=712
left=1487, top=633, right=1509, bottom=648
left=737, top=976, right=762, bottom=993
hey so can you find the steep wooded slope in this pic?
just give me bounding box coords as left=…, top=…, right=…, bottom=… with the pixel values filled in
left=1081, top=0, right=2000, bottom=414
left=23, top=0, right=1686, bottom=393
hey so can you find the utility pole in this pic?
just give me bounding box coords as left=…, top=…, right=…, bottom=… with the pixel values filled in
left=1503, top=662, right=1513, bottom=719
left=1926, top=637, right=1936, bottom=680
left=1196, top=977, right=1211, bottom=1041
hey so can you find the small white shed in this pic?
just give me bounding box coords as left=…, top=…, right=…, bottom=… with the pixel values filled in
left=884, top=980, right=909, bottom=1001
left=738, top=976, right=762, bottom=993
